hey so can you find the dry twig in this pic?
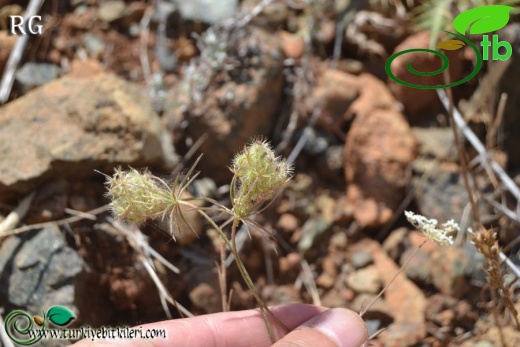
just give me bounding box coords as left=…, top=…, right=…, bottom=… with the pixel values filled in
left=0, top=192, right=35, bottom=236
left=108, top=220, right=192, bottom=318
left=0, top=312, right=15, bottom=347
left=0, top=0, right=45, bottom=103
left=0, top=205, right=110, bottom=239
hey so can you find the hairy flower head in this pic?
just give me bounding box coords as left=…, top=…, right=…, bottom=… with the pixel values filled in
left=105, top=168, right=174, bottom=224
left=231, top=139, right=292, bottom=218
left=404, top=210, right=456, bottom=245
left=104, top=160, right=201, bottom=241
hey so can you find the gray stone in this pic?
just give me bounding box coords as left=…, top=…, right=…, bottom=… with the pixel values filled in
left=346, top=265, right=382, bottom=294
left=325, top=145, right=344, bottom=171
left=153, top=0, right=177, bottom=24
left=412, top=127, right=458, bottom=162
left=412, top=164, right=490, bottom=223
left=0, top=226, right=85, bottom=315
left=165, top=28, right=283, bottom=183
left=192, top=177, right=217, bottom=198
left=83, top=34, right=105, bottom=57
left=298, top=217, right=331, bottom=252
left=15, top=63, right=61, bottom=93
left=299, top=127, right=330, bottom=155
left=174, top=0, right=238, bottom=25
left=350, top=250, right=373, bottom=269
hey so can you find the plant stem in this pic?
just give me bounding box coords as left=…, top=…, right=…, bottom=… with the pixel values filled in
left=218, top=238, right=228, bottom=312
left=195, top=208, right=289, bottom=341
left=360, top=239, right=428, bottom=317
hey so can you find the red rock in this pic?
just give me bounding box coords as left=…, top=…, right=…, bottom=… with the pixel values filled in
left=349, top=73, right=400, bottom=118
left=344, top=90, right=416, bottom=227
left=408, top=230, right=437, bottom=253
left=306, top=67, right=360, bottom=132
left=277, top=213, right=299, bottom=233
left=316, top=272, right=335, bottom=289
left=430, top=246, right=470, bottom=297
left=485, top=326, right=520, bottom=346
left=279, top=252, right=301, bottom=274
left=280, top=31, right=305, bottom=59
left=347, top=265, right=382, bottom=294
left=381, top=322, right=427, bottom=347
left=358, top=239, right=427, bottom=344
left=262, top=284, right=301, bottom=306
left=382, top=227, right=408, bottom=260
left=68, top=59, right=105, bottom=78
left=189, top=282, right=221, bottom=313
left=322, top=255, right=338, bottom=277
left=328, top=232, right=348, bottom=252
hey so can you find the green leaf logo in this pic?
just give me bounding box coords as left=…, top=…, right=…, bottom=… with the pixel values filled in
left=453, top=5, right=513, bottom=35
left=437, top=39, right=465, bottom=51
left=46, top=306, right=76, bottom=326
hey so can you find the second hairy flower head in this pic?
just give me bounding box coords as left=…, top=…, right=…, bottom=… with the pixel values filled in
left=231, top=139, right=293, bottom=218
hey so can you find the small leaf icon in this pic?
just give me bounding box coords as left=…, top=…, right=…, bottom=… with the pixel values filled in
left=46, top=306, right=76, bottom=326
left=33, top=315, right=44, bottom=326
left=437, top=39, right=465, bottom=51
left=453, top=5, right=513, bottom=35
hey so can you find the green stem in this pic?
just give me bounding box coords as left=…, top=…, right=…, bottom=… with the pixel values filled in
left=194, top=208, right=289, bottom=341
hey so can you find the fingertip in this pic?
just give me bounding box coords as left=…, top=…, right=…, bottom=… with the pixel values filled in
left=275, top=308, right=368, bottom=347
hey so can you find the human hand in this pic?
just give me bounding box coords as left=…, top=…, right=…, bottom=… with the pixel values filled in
left=71, top=304, right=367, bottom=347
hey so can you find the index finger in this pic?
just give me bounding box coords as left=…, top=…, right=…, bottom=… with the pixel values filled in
left=72, top=304, right=327, bottom=347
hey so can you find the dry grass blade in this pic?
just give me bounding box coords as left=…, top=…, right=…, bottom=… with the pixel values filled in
left=234, top=0, right=275, bottom=28
left=462, top=59, right=510, bottom=124
left=0, top=192, right=35, bottom=236
left=438, top=90, right=520, bottom=207
left=63, top=208, right=98, bottom=221
left=139, top=0, right=154, bottom=85
left=109, top=220, right=191, bottom=318
left=414, top=0, right=452, bottom=49
left=299, top=257, right=321, bottom=306
left=0, top=205, right=110, bottom=239
left=139, top=255, right=193, bottom=318
left=0, top=312, right=15, bottom=347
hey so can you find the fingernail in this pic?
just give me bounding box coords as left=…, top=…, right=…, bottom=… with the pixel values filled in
left=297, top=308, right=367, bottom=347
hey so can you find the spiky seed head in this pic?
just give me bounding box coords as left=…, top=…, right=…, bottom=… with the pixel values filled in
left=105, top=167, right=173, bottom=224
left=231, top=139, right=292, bottom=218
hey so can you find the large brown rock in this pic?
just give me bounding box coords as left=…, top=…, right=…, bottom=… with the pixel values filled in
left=165, top=28, right=284, bottom=183
left=305, top=67, right=359, bottom=132
left=344, top=74, right=416, bottom=227
left=0, top=69, right=174, bottom=201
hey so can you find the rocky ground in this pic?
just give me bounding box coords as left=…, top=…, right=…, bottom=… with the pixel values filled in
left=1, top=1, right=520, bottom=346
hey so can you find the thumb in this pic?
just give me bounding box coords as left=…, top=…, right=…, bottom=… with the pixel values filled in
left=273, top=308, right=367, bottom=347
